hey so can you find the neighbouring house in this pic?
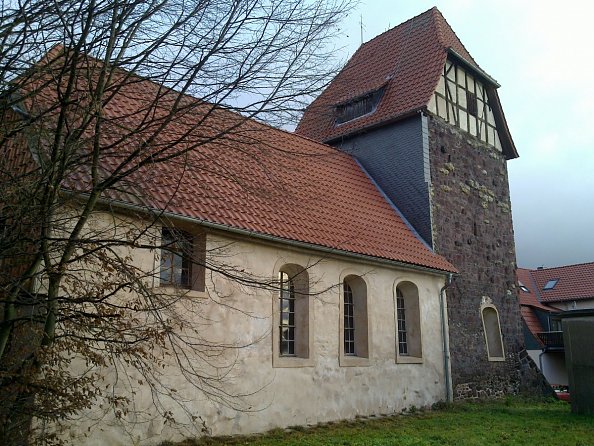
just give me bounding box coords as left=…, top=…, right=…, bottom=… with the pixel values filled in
left=516, top=268, right=564, bottom=386
left=516, top=262, right=594, bottom=388
left=297, top=7, right=533, bottom=399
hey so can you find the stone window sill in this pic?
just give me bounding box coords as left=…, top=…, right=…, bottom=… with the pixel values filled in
left=154, top=287, right=208, bottom=299
left=396, top=355, right=423, bottom=364
left=339, top=355, right=370, bottom=367
left=273, top=355, right=315, bottom=368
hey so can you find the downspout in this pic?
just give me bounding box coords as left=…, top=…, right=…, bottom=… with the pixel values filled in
left=539, top=350, right=545, bottom=375
left=440, top=273, right=454, bottom=402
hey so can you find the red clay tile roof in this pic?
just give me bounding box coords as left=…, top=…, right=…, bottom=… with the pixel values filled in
left=296, top=7, right=518, bottom=159
left=14, top=48, right=457, bottom=274
left=520, top=306, right=544, bottom=347
left=528, top=263, right=594, bottom=303
left=516, top=268, right=560, bottom=347
left=516, top=268, right=553, bottom=311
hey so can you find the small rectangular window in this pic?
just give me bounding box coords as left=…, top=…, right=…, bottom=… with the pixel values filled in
left=160, top=227, right=205, bottom=291
left=543, top=279, right=559, bottom=290
left=160, top=228, right=192, bottom=288
left=466, top=91, right=478, bottom=117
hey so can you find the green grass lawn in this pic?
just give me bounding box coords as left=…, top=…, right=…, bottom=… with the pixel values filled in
left=162, top=399, right=594, bottom=446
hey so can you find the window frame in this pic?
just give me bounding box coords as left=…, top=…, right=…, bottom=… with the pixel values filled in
left=160, top=228, right=193, bottom=289
left=396, top=288, right=408, bottom=356
left=272, top=264, right=314, bottom=368
left=279, top=271, right=297, bottom=356
left=394, top=281, right=423, bottom=364
left=343, top=282, right=356, bottom=356
left=339, top=273, right=370, bottom=367
left=157, top=226, right=206, bottom=296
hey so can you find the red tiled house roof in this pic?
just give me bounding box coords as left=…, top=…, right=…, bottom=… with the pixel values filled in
left=516, top=268, right=554, bottom=311
left=529, top=262, right=594, bottom=304
left=10, top=47, right=456, bottom=274
left=296, top=7, right=518, bottom=159
left=520, top=306, right=545, bottom=347
left=516, top=268, right=559, bottom=348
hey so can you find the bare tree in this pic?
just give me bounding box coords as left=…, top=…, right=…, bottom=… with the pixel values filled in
left=0, top=0, right=352, bottom=443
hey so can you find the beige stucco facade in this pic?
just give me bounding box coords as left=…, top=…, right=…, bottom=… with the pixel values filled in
left=57, top=211, right=451, bottom=445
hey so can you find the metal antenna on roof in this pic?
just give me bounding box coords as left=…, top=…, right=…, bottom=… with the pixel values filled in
left=360, top=14, right=365, bottom=44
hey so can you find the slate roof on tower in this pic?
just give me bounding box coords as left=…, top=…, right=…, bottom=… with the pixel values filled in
left=296, top=7, right=518, bottom=159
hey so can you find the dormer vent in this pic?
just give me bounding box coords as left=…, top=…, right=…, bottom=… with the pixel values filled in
left=335, top=88, right=385, bottom=125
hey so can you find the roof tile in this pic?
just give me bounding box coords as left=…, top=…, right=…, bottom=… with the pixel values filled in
left=528, top=263, right=594, bottom=303
left=21, top=50, right=456, bottom=273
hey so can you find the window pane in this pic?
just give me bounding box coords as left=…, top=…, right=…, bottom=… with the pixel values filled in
left=396, top=288, right=408, bottom=356
left=344, top=282, right=355, bottom=355
left=160, top=228, right=193, bottom=288
left=279, top=272, right=296, bottom=356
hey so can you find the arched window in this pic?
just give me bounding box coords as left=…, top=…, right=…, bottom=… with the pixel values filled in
left=481, top=305, right=505, bottom=361
left=273, top=264, right=312, bottom=367
left=340, top=275, right=369, bottom=365
left=395, top=281, right=422, bottom=362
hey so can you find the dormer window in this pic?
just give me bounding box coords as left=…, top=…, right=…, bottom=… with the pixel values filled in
left=518, top=281, right=529, bottom=293
left=335, top=88, right=384, bottom=125
left=543, top=279, right=559, bottom=290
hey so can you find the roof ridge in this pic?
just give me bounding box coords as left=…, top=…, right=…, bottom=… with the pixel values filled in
left=358, top=7, right=436, bottom=49
left=430, top=7, right=480, bottom=68
left=528, top=261, right=594, bottom=272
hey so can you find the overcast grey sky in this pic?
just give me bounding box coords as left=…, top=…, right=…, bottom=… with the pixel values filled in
left=333, top=0, right=594, bottom=269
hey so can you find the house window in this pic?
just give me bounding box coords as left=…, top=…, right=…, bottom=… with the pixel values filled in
left=344, top=283, right=355, bottom=355
left=518, top=281, right=530, bottom=293
left=335, top=88, right=384, bottom=124
left=395, top=281, right=422, bottom=362
left=481, top=304, right=505, bottom=361
left=160, top=227, right=205, bottom=292
left=340, top=275, right=369, bottom=366
left=273, top=264, right=312, bottom=367
left=549, top=318, right=562, bottom=332
left=543, top=279, right=559, bottom=290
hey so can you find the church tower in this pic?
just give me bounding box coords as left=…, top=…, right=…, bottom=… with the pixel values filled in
left=297, top=8, right=533, bottom=398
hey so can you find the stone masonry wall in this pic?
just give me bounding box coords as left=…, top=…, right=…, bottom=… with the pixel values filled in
left=428, top=116, right=526, bottom=399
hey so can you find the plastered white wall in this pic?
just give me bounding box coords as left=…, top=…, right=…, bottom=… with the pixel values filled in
left=57, top=212, right=449, bottom=445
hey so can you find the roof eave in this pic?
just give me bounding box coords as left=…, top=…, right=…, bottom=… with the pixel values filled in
left=324, top=108, right=425, bottom=145
left=84, top=193, right=458, bottom=277
left=447, top=48, right=500, bottom=88
left=447, top=49, right=519, bottom=160
left=486, top=89, right=519, bottom=160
